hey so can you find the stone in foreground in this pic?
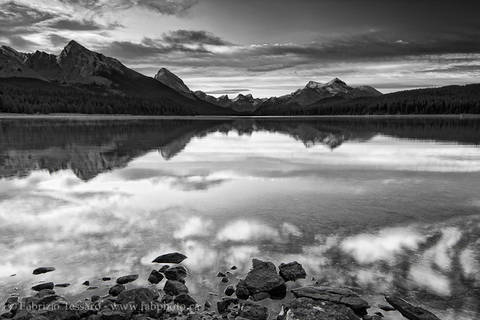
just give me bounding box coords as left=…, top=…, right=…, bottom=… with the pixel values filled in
left=239, top=259, right=286, bottom=299
left=238, top=301, right=269, bottom=320
left=164, top=266, right=187, bottom=282
left=152, top=252, right=187, bottom=264
left=279, top=297, right=360, bottom=320
left=109, top=284, right=126, bottom=296
left=116, top=274, right=139, bottom=285
left=278, top=261, right=306, bottom=282
left=31, top=282, right=55, bottom=291
left=148, top=270, right=164, bottom=284
left=116, top=288, right=159, bottom=305
left=174, top=294, right=196, bottom=307
left=385, top=296, right=440, bottom=320
left=292, top=286, right=369, bottom=316
left=32, top=267, right=56, bottom=275
left=164, top=280, right=189, bottom=296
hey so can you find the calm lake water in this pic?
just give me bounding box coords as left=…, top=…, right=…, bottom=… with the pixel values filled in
left=0, top=117, right=479, bottom=319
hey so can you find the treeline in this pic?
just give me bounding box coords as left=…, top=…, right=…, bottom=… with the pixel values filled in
left=0, top=78, right=202, bottom=115
left=256, top=84, right=480, bottom=115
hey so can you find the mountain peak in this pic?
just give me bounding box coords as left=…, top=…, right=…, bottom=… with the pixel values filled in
left=306, top=81, right=322, bottom=89
left=154, top=68, right=192, bottom=96
left=327, top=77, right=347, bottom=86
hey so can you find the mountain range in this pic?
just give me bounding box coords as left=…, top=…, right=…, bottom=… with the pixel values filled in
left=0, top=40, right=479, bottom=115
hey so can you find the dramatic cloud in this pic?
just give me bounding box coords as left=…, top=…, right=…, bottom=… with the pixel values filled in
left=47, top=19, right=106, bottom=31
left=0, top=2, right=55, bottom=28
left=162, top=30, right=230, bottom=46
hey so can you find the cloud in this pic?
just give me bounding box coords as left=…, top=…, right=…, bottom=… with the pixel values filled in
left=47, top=34, right=71, bottom=47
left=46, top=19, right=112, bottom=31
left=204, top=89, right=250, bottom=95
left=162, top=30, right=230, bottom=46
left=58, top=0, right=199, bottom=16
left=0, top=2, right=55, bottom=28
left=7, top=35, right=38, bottom=49
left=216, top=220, right=280, bottom=243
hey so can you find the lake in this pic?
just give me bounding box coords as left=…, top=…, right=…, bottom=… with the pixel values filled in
left=0, top=117, right=479, bottom=319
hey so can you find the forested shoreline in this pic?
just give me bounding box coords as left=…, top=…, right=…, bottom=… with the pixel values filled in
left=1, top=78, right=480, bottom=116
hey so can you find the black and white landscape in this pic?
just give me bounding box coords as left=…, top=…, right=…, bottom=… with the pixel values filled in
left=1, top=1, right=480, bottom=320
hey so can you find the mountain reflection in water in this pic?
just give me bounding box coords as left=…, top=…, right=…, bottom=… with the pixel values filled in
left=0, top=118, right=479, bottom=320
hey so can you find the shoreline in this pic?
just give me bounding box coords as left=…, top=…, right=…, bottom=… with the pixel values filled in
left=2, top=254, right=441, bottom=320
left=0, top=113, right=479, bottom=121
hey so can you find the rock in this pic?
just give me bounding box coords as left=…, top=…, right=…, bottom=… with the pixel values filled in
left=33, top=267, right=56, bottom=275
left=87, top=287, right=98, bottom=290
left=217, top=298, right=238, bottom=314
left=221, top=277, right=229, bottom=283
left=251, top=292, right=270, bottom=301
left=99, top=310, right=126, bottom=320
left=91, top=296, right=100, bottom=303
left=164, top=266, right=187, bottom=282
left=102, top=277, right=111, bottom=281
left=32, top=282, right=55, bottom=291
left=204, top=301, right=212, bottom=310
left=5, top=296, right=18, bottom=306
left=225, top=286, right=235, bottom=296
left=292, top=286, right=369, bottom=316
left=116, top=274, right=138, bottom=285
left=109, top=284, right=126, bottom=297
left=82, top=281, right=90, bottom=286
left=238, top=301, right=268, bottom=320
left=174, top=294, right=196, bottom=307
left=164, top=280, right=188, bottom=296
left=240, top=259, right=286, bottom=299
left=148, top=270, right=164, bottom=284
left=378, top=304, right=395, bottom=311
left=235, top=281, right=250, bottom=300
left=231, top=266, right=237, bottom=270
left=55, top=283, right=70, bottom=288
left=278, top=261, right=306, bottom=282
left=160, top=295, right=173, bottom=304
left=116, top=288, right=159, bottom=305
left=384, top=296, right=440, bottom=320
left=158, top=265, right=169, bottom=273
left=217, top=272, right=226, bottom=278
left=152, top=252, right=187, bottom=264
left=278, top=297, right=360, bottom=320
left=35, top=289, right=56, bottom=298
left=363, top=315, right=383, bottom=320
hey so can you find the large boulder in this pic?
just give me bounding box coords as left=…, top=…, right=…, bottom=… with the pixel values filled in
left=384, top=296, right=440, bottom=320
left=291, top=286, right=369, bottom=316
left=163, top=280, right=188, bottom=296
left=174, top=294, right=196, bottom=308
left=239, top=259, right=286, bottom=299
left=152, top=253, right=187, bottom=264
left=278, top=262, right=306, bottom=282
left=116, top=288, right=159, bottom=305
left=164, top=266, right=187, bottom=282
left=116, top=275, right=138, bottom=285
left=279, top=297, right=360, bottom=320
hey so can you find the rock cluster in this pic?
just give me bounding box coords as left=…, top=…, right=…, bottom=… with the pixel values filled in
left=1, top=258, right=442, bottom=320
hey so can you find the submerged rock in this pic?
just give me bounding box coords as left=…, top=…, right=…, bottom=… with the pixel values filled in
left=31, top=282, right=55, bottom=291
left=378, top=304, right=395, bottom=311
left=292, top=286, right=369, bottom=316
left=152, top=252, right=187, bottom=264
left=164, top=266, right=187, bottom=282
left=32, top=267, right=56, bottom=275
left=116, top=274, right=139, bottom=285
left=217, top=272, right=226, bottom=278
left=278, top=261, right=306, bottom=282
left=109, top=284, right=126, bottom=297
left=148, top=270, right=164, bottom=284
left=164, top=280, right=188, bottom=296
left=82, top=281, right=90, bottom=286
left=55, top=283, right=70, bottom=288
left=278, top=297, right=360, bottom=320
left=384, top=296, right=440, bottom=320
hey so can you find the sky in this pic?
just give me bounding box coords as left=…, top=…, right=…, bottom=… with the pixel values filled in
left=1, top=0, right=480, bottom=97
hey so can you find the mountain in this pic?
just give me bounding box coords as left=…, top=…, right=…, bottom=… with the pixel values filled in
left=257, top=78, right=382, bottom=114
left=154, top=67, right=193, bottom=97
left=0, top=41, right=235, bottom=115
